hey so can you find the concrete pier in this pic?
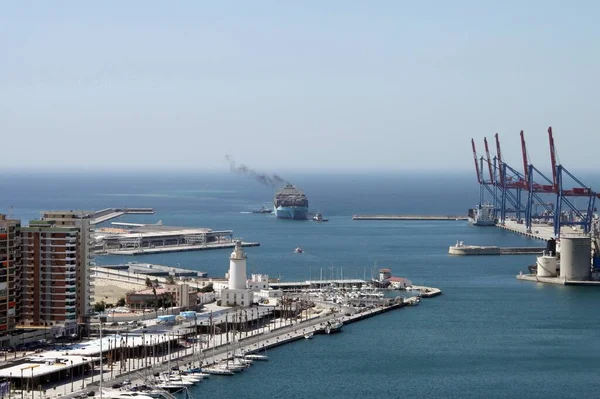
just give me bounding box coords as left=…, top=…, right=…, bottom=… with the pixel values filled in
left=517, top=273, right=600, bottom=286
left=353, top=215, right=466, bottom=221
left=448, top=244, right=545, bottom=256
left=496, top=220, right=555, bottom=241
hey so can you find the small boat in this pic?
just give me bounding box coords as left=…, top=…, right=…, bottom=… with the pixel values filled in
left=325, top=319, right=343, bottom=334
left=409, top=297, right=421, bottom=306
left=294, top=247, right=304, bottom=254
left=154, top=383, right=186, bottom=392
left=101, top=391, right=156, bottom=399
left=312, top=213, right=329, bottom=222
left=244, top=354, right=268, bottom=361
left=183, top=368, right=210, bottom=378
left=171, top=373, right=202, bottom=383
left=304, top=332, right=314, bottom=339
left=202, top=367, right=234, bottom=376
left=163, top=377, right=194, bottom=386
left=252, top=206, right=273, bottom=214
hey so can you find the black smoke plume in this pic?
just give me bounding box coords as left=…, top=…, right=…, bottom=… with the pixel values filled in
left=225, top=155, right=287, bottom=188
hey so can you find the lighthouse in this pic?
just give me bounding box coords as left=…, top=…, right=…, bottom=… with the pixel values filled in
left=228, top=240, right=247, bottom=290
left=221, top=240, right=252, bottom=307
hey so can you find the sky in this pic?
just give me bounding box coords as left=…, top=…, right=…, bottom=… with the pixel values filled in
left=1, top=1, right=599, bottom=173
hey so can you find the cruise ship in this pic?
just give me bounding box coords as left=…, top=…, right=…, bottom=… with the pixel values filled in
left=467, top=203, right=496, bottom=226
left=274, top=184, right=309, bottom=220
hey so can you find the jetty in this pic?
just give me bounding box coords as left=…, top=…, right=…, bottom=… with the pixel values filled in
left=448, top=242, right=545, bottom=256
left=353, top=215, right=467, bottom=221
left=517, top=273, right=600, bottom=286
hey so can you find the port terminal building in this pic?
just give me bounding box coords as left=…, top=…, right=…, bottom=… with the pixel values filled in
left=93, top=224, right=234, bottom=252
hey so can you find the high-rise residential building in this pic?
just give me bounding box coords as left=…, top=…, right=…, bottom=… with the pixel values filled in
left=20, top=211, right=93, bottom=335
left=0, top=214, right=21, bottom=347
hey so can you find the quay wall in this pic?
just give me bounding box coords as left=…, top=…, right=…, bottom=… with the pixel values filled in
left=353, top=215, right=467, bottom=221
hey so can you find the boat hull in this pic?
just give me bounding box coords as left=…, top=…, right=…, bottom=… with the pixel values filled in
left=468, top=217, right=496, bottom=226
left=275, top=206, right=308, bottom=220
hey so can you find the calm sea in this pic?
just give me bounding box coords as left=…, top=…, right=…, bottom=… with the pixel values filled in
left=2, top=171, right=600, bottom=398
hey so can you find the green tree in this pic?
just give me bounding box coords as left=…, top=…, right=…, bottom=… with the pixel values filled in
left=145, top=277, right=153, bottom=288
left=116, top=297, right=126, bottom=307
left=166, top=275, right=176, bottom=285
left=199, top=283, right=214, bottom=293
left=94, top=301, right=106, bottom=312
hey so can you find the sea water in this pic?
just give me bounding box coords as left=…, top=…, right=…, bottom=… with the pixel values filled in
left=1, top=172, right=600, bottom=398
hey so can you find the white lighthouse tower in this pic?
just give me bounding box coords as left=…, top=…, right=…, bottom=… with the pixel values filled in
left=221, top=240, right=252, bottom=307
left=228, top=240, right=247, bottom=290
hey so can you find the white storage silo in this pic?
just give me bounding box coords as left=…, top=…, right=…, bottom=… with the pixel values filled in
left=559, top=235, right=591, bottom=281
left=536, top=255, right=557, bottom=277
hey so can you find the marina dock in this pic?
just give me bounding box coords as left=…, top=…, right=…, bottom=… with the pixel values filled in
left=353, top=215, right=467, bottom=221
left=2, top=286, right=441, bottom=398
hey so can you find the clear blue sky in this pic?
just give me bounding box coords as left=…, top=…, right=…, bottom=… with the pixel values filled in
left=1, top=1, right=599, bottom=172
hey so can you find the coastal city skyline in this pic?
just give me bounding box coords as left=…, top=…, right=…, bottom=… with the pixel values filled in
left=2, top=2, right=600, bottom=398
left=2, top=1, right=600, bottom=171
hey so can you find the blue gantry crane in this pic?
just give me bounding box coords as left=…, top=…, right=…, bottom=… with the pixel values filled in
left=494, top=133, right=527, bottom=224
left=520, top=130, right=556, bottom=233
left=548, top=127, right=598, bottom=237
left=470, top=138, right=499, bottom=211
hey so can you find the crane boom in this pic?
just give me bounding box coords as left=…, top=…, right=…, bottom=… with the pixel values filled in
left=484, top=137, right=494, bottom=185
left=548, top=126, right=558, bottom=193
left=494, top=133, right=503, bottom=186
left=471, top=139, right=482, bottom=184
left=520, top=130, right=528, bottom=182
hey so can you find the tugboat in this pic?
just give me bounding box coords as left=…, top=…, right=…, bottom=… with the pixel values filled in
left=252, top=206, right=273, bottom=214
left=312, top=213, right=329, bottom=222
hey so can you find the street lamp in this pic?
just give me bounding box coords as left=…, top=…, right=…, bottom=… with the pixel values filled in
left=70, top=361, right=73, bottom=392
left=99, top=316, right=106, bottom=399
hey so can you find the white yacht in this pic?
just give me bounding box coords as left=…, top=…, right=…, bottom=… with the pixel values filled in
left=202, top=367, right=234, bottom=375
left=325, top=319, right=343, bottom=334
left=101, top=391, right=156, bottom=399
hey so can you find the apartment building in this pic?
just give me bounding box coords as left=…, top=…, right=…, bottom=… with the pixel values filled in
left=20, top=211, right=93, bottom=335
left=0, top=214, right=21, bottom=347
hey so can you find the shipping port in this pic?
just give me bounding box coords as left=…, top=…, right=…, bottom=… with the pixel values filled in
left=468, top=127, right=600, bottom=286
